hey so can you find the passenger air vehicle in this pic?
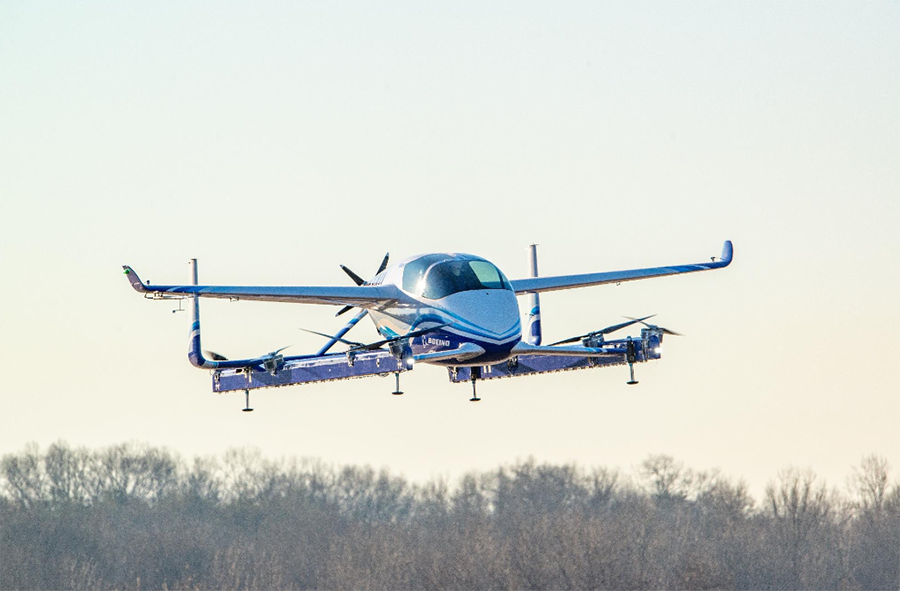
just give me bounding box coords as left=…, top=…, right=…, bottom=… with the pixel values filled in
left=124, top=241, right=733, bottom=409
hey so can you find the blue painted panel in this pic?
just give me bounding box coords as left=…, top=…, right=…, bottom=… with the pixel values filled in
left=213, top=350, right=406, bottom=392
left=446, top=339, right=659, bottom=383
left=447, top=354, right=630, bottom=382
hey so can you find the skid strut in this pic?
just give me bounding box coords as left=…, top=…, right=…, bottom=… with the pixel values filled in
left=242, top=389, right=254, bottom=412
left=627, top=364, right=638, bottom=385
left=470, top=367, right=481, bottom=402
left=626, top=338, right=639, bottom=385
left=392, top=372, right=403, bottom=395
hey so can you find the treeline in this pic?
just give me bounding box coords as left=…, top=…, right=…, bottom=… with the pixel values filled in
left=1, top=443, right=898, bottom=590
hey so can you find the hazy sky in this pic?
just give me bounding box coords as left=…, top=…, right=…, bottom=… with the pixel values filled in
left=1, top=1, right=898, bottom=499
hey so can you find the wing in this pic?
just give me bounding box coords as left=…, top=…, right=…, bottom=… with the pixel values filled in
left=122, top=265, right=400, bottom=308
left=509, top=240, right=733, bottom=294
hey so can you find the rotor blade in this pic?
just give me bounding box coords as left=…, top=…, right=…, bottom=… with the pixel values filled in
left=335, top=305, right=355, bottom=317
left=548, top=315, right=656, bottom=346
left=548, top=335, right=584, bottom=346
left=203, top=350, right=229, bottom=361
left=340, top=265, right=366, bottom=286
left=268, top=345, right=292, bottom=356
left=352, top=322, right=452, bottom=352
left=300, top=328, right=365, bottom=348
left=625, top=316, right=683, bottom=336
left=376, top=252, right=390, bottom=275
left=600, top=315, right=656, bottom=335
left=314, top=308, right=369, bottom=356
left=652, top=325, right=683, bottom=336
left=399, top=322, right=453, bottom=341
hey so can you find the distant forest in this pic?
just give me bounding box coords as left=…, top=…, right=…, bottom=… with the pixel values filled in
left=1, top=443, right=898, bottom=590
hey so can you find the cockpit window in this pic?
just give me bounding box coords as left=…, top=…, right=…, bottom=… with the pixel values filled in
left=402, top=254, right=512, bottom=299
left=468, top=260, right=507, bottom=289
left=402, top=254, right=447, bottom=294
left=420, top=259, right=511, bottom=299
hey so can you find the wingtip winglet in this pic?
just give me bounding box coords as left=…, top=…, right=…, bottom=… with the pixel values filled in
left=720, top=240, right=734, bottom=265
left=122, top=265, right=148, bottom=292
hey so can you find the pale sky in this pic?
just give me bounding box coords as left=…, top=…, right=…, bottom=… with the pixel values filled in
left=1, top=1, right=898, bottom=499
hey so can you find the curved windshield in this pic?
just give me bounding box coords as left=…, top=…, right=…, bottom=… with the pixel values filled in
left=402, top=254, right=447, bottom=294
left=421, top=260, right=511, bottom=299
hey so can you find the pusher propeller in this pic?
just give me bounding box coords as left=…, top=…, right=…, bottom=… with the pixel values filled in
left=340, top=265, right=365, bottom=286
left=374, top=252, right=391, bottom=275
left=624, top=316, right=683, bottom=336
left=336, top=252, right=390, bottom=316
left=549, top=315, right=657, bottom=346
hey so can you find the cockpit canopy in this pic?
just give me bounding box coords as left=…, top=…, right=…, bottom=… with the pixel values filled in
left=402, top=254, right=512, bottom=299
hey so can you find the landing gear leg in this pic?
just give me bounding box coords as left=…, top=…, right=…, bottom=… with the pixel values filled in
left=242, top=389, right=254, bottom=412
left=392, top=372, right=403, bottom=395
left=469, top=367, right=481, bottom=402
left=626, top=363, right=639, bottom=386
left=626, top=338, right=639, bottom=385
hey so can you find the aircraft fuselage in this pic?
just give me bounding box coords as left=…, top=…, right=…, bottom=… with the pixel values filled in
left=365, top=253, right=522, bottom=366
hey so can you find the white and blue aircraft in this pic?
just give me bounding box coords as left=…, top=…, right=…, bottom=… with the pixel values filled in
left=124, top=241, right=732, bottom=409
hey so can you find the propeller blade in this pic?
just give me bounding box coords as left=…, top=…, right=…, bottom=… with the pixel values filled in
left=599, top=315, right=656, bottom=336
left=203, top=350, right=229, bottom=361
left=624, top=316, right=683, bottom=337
left=351, top=322, right=452, bottom=352
left=300, top=328, right=365, bottom=348
left=340, top=265, right=365, bottom=286
left=657, top=327, right=683, bottom=336
left=548, top=335, right=583, bottom=346
left=268, top=345, right=292, bottom=356
left=548, top=315, right=656, bottom=346
left=376, top=252, right=390, bottom=275
left=336, top=253, right=389, bottom=315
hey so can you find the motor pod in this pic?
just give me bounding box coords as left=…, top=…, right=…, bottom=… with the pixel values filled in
left=582, top=333, right=605, bottom=348
left=263, top=353, right=285, bottom=375
left=389, top=340, right=415, bottom=369
left=641, top=327, right=663, bottom=360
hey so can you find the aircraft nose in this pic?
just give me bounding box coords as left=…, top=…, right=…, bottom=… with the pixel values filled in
left=442, top=290, right=521, bottom=341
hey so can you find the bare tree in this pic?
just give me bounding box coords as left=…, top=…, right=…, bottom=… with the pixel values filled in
left=2, top=442, right=898, bottom=590
left=95, top=442, right=178, bottom=504
left=765, top=467, right=833, bottom=588
left=587, top=466, right=619, bottom=511
left=44, top=442, right=95, bottom=506
left=640, top=454, right=693, bottom=502
left=181, top=455, right=223, bottom=505
left=850, top=454, right=891, bottom=514
left=1, top=443, right=45, bottom=508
